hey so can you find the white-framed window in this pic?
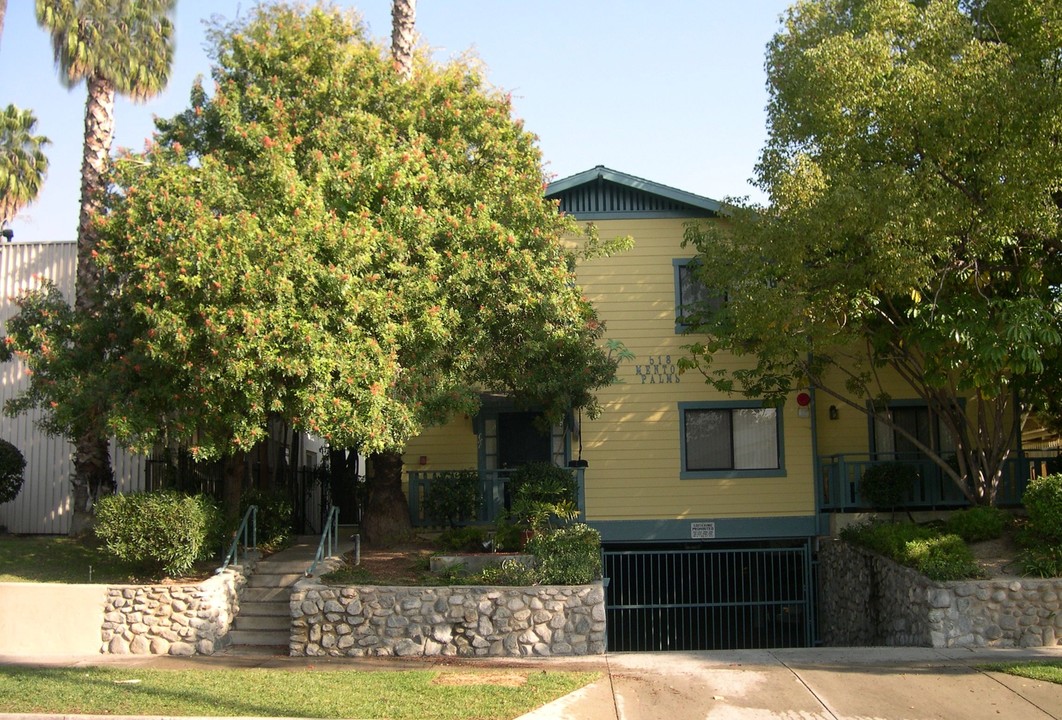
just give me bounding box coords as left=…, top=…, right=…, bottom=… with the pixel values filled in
left=679, top=401, right=784, bottom=479
left=674, top=258, right=724, bottom=332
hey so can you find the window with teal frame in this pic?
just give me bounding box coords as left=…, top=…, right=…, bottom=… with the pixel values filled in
left=674, top=258, right=725, bottom=333
left=679, top=401, right=785, bottom=479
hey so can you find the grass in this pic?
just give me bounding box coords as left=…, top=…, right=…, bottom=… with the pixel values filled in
left=980, top=661, right=1062, bottom=685
left=0, top=534, right=209, bottom=584
left=0, top=666, right=599, bottom=719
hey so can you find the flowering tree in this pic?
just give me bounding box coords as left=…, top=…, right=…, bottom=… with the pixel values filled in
left=3, top=3, right=615, bottom=538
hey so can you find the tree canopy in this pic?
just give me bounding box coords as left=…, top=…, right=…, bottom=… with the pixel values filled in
left=0, top=105, right=49, bottom=229
left=3, top=3, right=615, bottom=467
left=681, top=0, right=1062, bottom=504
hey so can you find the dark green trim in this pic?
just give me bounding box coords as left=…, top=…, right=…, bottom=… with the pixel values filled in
left=589, top=516, right=817, bottom=543
left=546, top=165, right=722, bottom=216
left=678, top=400, right=786, bottom=479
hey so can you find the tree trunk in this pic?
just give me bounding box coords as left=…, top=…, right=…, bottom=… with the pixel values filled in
left=222, top=452, right=246, bottom=522
left=390, top=0, right=417, bottom=80
left=362, top=449, right=412, bottom=546
left=69, top=74, right=117, bottom=536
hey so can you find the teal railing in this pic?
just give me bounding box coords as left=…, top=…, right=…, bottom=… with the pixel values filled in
left=407, top=467, right=586, bottom=527
left=216, top=504, right=257, bottom=574
left=818, top=452, right=1061, bottom=512
left=305, top=505, right=342, bottom=577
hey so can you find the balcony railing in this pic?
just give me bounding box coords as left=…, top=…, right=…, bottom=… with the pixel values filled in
left=407, top=467, right=586, bottom=527
left=819, top=452, right=1061, bottom=512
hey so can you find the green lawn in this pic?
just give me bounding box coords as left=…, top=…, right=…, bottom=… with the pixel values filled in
left=0, top=666, right=598, bottom=719
left=0, top=534, right=193, bottom=584
left=980, top=661, right=1062, bottom=685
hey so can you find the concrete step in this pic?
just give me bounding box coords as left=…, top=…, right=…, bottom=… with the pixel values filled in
left=242, top=586, right=292, bottom=603
left=239, top=600, right=289, bottom=616
left=234, top=615, right=289, bottom=632
left=255, top=560, right=314, bottom=574
left=228, top=629, right=290, bottom=647
left=245, top=572, right=304, bottom=587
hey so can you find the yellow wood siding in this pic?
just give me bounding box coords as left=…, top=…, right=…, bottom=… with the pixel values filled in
left=402, top=415, right=478, bottom=474
left=574, top=219, right=814, bottom=521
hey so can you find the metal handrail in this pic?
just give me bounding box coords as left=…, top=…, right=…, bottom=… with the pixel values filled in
left=305, top=505, right=341, bottom=577
left=216, top=504, right=257, bottom=574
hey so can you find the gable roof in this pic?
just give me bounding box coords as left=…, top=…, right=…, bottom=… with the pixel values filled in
left=545, top=165, right=722, bottom=220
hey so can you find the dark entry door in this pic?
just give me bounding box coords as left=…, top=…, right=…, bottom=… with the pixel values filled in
left=497, top=412, right=551, bottom=469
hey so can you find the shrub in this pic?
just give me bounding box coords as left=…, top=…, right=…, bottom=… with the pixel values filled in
left=524, top=523, right=601, bottom=584
left=945, top=506, right=1010, bottom=543
left=840, top=520, right=983, bottom=581
left=859, top=462, right=918, bottom=512
left=240, top=488, right=294, bottom=551
left=437, top=525, right=489, bottom=553
left=900, top=534, right=982, bottom=581
left=424, top=470, right=480, bottom=527
left=1023, top=474, right=1062, bottom=542
left=95, top=491, right=223, bottom=576
left=474, top=558, right=539, bottom=586
left=1019, top=546, right=1062, bottom=578
left=508, top=463, right=580, bottom=533
left=0, top=438, right=26, bottom=504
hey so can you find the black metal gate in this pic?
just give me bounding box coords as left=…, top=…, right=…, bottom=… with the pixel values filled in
left=603, top=540, right=814, bottom=651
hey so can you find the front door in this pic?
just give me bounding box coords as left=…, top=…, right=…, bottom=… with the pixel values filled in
left=497, top=412, right=552, bottom=469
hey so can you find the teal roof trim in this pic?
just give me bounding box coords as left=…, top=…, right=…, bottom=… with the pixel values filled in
left=546, top=165, right=723, bottom=219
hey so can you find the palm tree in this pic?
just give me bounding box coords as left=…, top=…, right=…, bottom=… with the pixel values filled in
left=390, top=0, right=417, bottom=79
left=0, top=105, right=50, bottom=230
left=36, top=0, right=175, bottom=531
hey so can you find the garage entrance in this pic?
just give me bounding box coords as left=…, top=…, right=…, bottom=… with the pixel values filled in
left=603, top=540, right=815, bottom=651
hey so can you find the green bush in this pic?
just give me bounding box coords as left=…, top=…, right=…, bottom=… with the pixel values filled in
left=240, top=488, right=294, bottom=551
left=524, top=523, right=601, bottom=584
left=945, top=506, right=1010, bottom=543
left=424, top=470, right=480, bottom=527
left=0, top=438, right=26, bottom=504
left=474, top=558, right=539, bottom=586
left=508, top=463, right=580, bottom=533
left=95, top=491, right=224, bottom=576
left=1023, top=474, right=1062, bottom=542
left=437, top=526, right=490, bottom=552
left=840, top=520, right=983, bottom=581
left=1018, top=546, right=1062, bottom=578
left=859, top=462, right=918, bottom=512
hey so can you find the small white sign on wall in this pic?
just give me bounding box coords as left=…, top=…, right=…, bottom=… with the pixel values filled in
left=690, top=521, right=716, bottom=539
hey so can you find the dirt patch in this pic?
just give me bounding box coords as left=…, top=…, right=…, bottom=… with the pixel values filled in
left=969, top=533, right=1025, bottom=578
left=343, top=539, right=438, bottom=584
left=432, top=671, right=529, bottom=687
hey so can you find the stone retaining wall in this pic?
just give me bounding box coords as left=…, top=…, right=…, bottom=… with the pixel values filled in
left=819, top=539, right=1062, bottom=648
left=100, top=563, right=251, bottom=655
left=290, top=578, right=607, bottom=657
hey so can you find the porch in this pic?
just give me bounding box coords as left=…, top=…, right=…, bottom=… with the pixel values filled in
left=818, top=452, right=1062, bottom=512
left=407, top=467, right=587, bottom=527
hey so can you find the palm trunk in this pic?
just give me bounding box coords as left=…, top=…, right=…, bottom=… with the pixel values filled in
left=390, top=0, right=417, bottom=79
left=362, top=449, right=412, bottom=546
left=69, top=74, right=117, bottom=535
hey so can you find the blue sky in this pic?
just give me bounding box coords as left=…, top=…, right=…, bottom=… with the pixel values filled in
left=1, top=1, right=792, bottom=242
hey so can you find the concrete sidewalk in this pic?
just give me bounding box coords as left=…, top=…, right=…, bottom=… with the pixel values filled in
left=2, top=645, right=1061, bottom=719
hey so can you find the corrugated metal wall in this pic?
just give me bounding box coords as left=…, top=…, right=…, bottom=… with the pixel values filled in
left=0, top=241, right=146, bottom=534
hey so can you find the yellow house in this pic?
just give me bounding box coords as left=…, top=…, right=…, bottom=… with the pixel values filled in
left=400, top=166, right=1049, bottom=651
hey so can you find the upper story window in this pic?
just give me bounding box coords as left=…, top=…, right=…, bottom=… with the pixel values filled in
left=674, top=258, right=724, bottom=333
left=680, top=401, right=785, bottom=479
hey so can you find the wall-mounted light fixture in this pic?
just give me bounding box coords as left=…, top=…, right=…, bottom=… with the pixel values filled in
left=829, top=405, right=839, bottom=420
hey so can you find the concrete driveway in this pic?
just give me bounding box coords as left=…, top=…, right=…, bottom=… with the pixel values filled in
left=520, top=646, right=1062, bottom=720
